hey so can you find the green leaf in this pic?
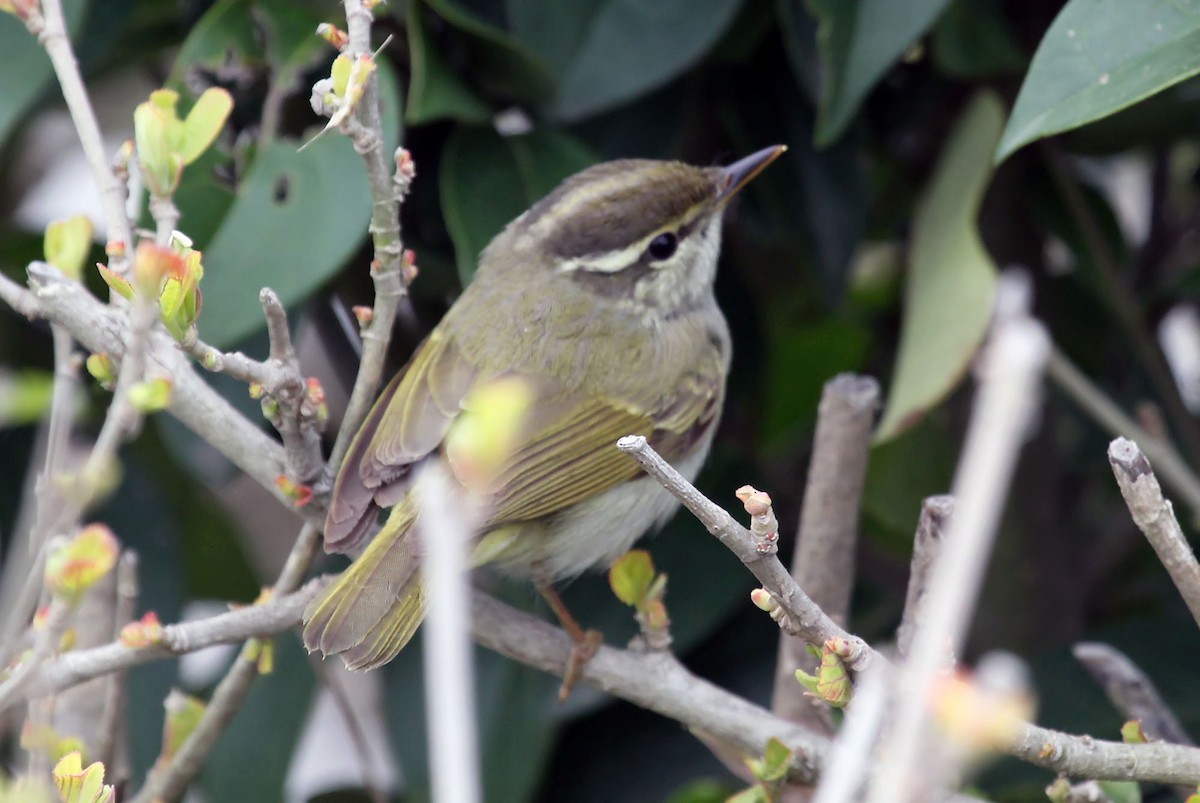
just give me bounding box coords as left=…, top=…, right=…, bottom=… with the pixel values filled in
left=506, top=0, right=604, bottom=74
left=807, top=0, right=954, bottom=146
left=440, top=127, right=595, bottom=286
left=996, top=0, right=1200, bottom=163
left=875, top=92, right=1003, bottom=442
left=190, top=63, right=401, bottom=348
left=525, top=0, right=744, bottom=121
left=421, top=0, right=556, bottom=107
left=44, top=215, right=94, bottom=280
left=0, top=370, right=54, bottom=427
left=180, top=87, right=233, bottom=164
left=0, top=0, right=86, bottom=147
left=608, top=550, right=655, bottom=606
left=1098, top=781, right=1142, bottom=803
left=930, top=0, right=1025, bottom=79
left=405, top=0, right=491, bottom=125
left=760, top=737, right=793, bottom=781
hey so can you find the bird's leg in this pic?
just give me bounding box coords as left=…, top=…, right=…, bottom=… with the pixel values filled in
left=535, top=579, right=602, bottom=703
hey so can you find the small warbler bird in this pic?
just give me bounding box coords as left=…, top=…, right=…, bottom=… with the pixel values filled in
left=303, top=145, right=785, bottom=671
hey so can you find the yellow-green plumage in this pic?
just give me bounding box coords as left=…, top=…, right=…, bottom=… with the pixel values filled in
left=303, top=147, right=784, bottom=670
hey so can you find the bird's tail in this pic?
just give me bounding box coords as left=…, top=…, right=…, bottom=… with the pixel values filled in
left=303, top=497, right=425, bottom=670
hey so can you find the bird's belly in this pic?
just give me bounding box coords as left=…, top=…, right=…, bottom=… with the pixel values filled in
left=485, top=446, right=708, bottom=581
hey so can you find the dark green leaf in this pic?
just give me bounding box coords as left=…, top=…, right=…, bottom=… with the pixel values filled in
left=167, top=0, right=262, bottom=87
left=930, top=0, right=1026, bottom=79
left=996, top=0, right=1200, bottom=162
left=875, top=92, right=1003, bottom=441
left=761, top=318, right=870, bottom=449
left=506, top=0, right=604, bottom=74
left=0, top=0, right=87, bottom=146
left=776, top=0, right=820, bottom=100
left=439, top=127, right=595, bottom=286
left=405, top=0, right=491, bottom=125
left=421, top=0, right=556, bottom=107
left=862, top=416, right=955, bottom=550
left=190, top=64, right=401, bottom=348
left=807, top=0, right=954, bottom=146
left=526, top=0, right=743, bottom=121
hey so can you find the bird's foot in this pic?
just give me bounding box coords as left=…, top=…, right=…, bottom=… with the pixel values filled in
left=559, top=628, right=602, bottom=703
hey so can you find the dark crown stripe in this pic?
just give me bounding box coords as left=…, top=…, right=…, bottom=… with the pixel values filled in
left=523, top=160, right=717, bottom=259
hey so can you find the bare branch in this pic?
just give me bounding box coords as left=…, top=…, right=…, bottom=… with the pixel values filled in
left=129, top=523, right=324, bottom=802
left=324, top=0, right=411, bottom=482
left=868, top=274, right=1051, bottom=802
left=37, top=0, right=134, bottom=275
left=616, top=435, right=866, bottom=657
left=1048, top=348, right=1200, bottom=519
left=0, top=271, right=42, bottom=319
left=96, top=551, right=138, bottom=781
left=1107, top=436, right=1200, bottom=628
left=896, top=495, right=955, bottom=657
left=1074, top=642, right=1192, bottom=745
left=774, top=374, right=878, bottom=729
left=470, top=592, right=829, bottom=782
left=27, top=577, right=327, bottom=701
left=22, top=263, right=319, bottom=519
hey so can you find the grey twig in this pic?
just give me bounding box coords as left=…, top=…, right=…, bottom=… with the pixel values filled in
left=868, top=274, right=1051, bottom=802
left=37, top=0, right=135, bottom=275
left=182, top=290, right=324, bottom=483
left=896, top=496, right=955, bottom=657
left=470, top=591, right=829, bottom=783
left=1048, top=348, right=1200, bottom=519
left=324, top=0, right=411, bottom=484
left=95, top=551, right=139, bottom=779
left=616, top=435, right=867, bottom=658
left=1108, top=437, right=1200, bottom=628
left=1073, top=642, right=1192, bottom=745
left=22, top=263, right=317, bottom=519
left=773, top=374, right=878, bottom=728
left=130, top=524, right=323, bottom=802
left=27, top=576, right=327, bottom=701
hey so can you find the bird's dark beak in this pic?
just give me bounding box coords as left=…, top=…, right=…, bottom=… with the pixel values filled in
left=717, top=145, right=787, bottom=205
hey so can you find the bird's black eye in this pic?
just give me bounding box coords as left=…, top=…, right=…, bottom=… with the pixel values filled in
left=646, top=232, right=678, bottom=261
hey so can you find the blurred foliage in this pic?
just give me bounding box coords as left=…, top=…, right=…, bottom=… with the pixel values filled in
left=3, top=0, right=1200, bottom=801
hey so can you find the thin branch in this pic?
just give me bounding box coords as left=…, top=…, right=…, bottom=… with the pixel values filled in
left=21, top=263, right=318, bottom=519
left=129, top=524, right=323, bottom=802
left=26, top=577, right=327, bottom=701
left=0, top=325, right=80, bottom=664
left=0, top=271, right=41, bottom=319
left=0, top=592, right=74, bottom=711
left=1047, top=346, right=1200, bottom=519
left=129, top=644, right=259, bottom=803
left=895, top=495, right=954, bottom=657
left=182, top=290, right=325, bottom=484
left=416, top=468, right=482, bottom=803
left=774, top=374, right=878, bottom=728
left=1107, top=437, right=1200, bottom=628
left=1043, top=144, right=1200, bottom=469
left=615, top=435, right=868, bottom=660
left=95, top=551, right=139, bottom=777
left=1073, top=642, right=1192, bottom=745
left=867, top=275, right=1051, bottom=802
left=20, top=572, right=1200, bottom=787
left=470, top=592, right=829, bottom=783
left=324, top=0, right=411, bottom=483
left=37, top=0, right=134, bottom=275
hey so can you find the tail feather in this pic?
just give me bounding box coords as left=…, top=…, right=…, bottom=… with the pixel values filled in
left=303, top=499, right=426, bottom=670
